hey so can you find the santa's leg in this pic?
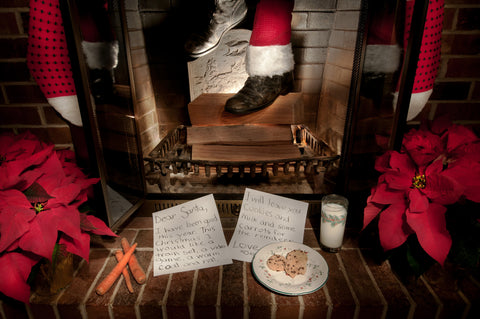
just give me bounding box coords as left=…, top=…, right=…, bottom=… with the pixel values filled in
left=225, top=0, right=294, bottom=115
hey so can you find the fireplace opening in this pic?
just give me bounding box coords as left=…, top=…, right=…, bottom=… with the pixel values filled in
left=131, top=1, right=365, bottom=195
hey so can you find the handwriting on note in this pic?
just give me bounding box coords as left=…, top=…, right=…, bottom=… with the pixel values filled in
left=228, top=188, right=309, bottom=262
left=153, top=194, right=232, bottom=276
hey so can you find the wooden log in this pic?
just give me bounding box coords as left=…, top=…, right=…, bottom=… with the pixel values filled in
left=191, top=144, right=301, bottom=162
left=188, top=93, right=304, bottom=126
left=186, top=124, right=293, bottom=145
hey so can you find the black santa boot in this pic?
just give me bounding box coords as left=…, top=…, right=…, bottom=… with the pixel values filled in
left=225, top=0, right=294, bottom=115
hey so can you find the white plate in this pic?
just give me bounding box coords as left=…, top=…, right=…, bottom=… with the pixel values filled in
left=251, top=242, right=328, bottom=296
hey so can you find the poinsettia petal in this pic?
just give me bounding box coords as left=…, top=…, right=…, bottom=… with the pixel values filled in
left=0, top=252, right=40, bottom=303
left=0, top=145, right=54, bottom=191
left=406, top=203, right=451, bottom=266
left=48, top=183, right=82, bottom=207
left=59, top=232, right=91, bottom=262
left=446, top=125, right=479, bottom=152
left=53, top=206, right=82, bottom=240
left=0, top=188, right=31, bottom=207
left=383, top=171, right=413, bottom=191
left=425, top=159, right=444, bottom=175
left=408, top=188, right=429, bottom=213
left=0, top=190, right=36, bottom=252
left=35, top=154, right=66, bottom=191
left=378, top=201, right=412, bottom=251
left=363, top=201, right=384, bottom=230
left=370, top=181, right=406, bottom=205
left=18, top=213, right=59, bottom=260
left=0, top=206, right=35, bottom=253
left=403, top=129, right=443, bottom=167
left=84, top=215, right=117, bottom=237
left=5, top=238, right=20, bottom=252
left=451, top=141, right=480, bottom=163
left=443, top=158, right=480, bottom=202
left=422, top=173, right=463, bottom=205
left=429, top=115, right=451, bottom=135
left=375, top=152, right=393, bottom=173
left=389, top=152, right=417, bottom=173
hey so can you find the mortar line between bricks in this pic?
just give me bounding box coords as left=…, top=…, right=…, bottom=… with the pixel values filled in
left=420, top=276, right=443, bottom=319
left=270, top=293, right=276, bottom=319
left=161, top=273, right=173, bottom=319
left=356, top=248, right=388, bottom=319
left=457, top=290, right=471, bottom=319
left=384, top=260, right=416, bottom=319
left=216, top=265, right=223, bottom=319
left=131, top=229, right=141, bottom=243
left=336, top=253, right=359, bottom=319
left=0, top=299, right=5, bottom=319
left=243, top=262, right=248, bottom=319
left=136, top=256, right=154, bottom=319
left=25, top=304, right=33, bottom=319
left=189, top=270, right=199, bottom=319
left=469, top=275, right=480, bottom=288
left=322, top=278, right=333, bottom=319
left=81, top=253, right=111, bottom=319
left=14, top=11, right=25, bottom=34
left=108, top=269, right=124, bottom=319
left=52, top=259, right=85, bottom=319
left=298, top=295, right=304, bottom=319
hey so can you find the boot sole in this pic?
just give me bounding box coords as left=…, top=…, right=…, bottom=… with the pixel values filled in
left=189, top=9, right=248, bottom=58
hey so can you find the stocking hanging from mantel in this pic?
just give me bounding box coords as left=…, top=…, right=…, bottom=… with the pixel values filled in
left=27, top=0, right=118, bottom=127
left=364, top=0, right=444, bottom=121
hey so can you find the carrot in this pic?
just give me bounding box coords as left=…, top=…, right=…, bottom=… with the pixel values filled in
left=96, top=243, right=138, bottom=295
left=115, top=250, right=134, bottom=293
left=121, top=237, right=146, bottom=284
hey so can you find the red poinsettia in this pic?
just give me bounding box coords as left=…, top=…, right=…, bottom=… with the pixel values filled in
left=363, top=118, right=480, bottom=267
left=0, top=131, right=117, bottom=303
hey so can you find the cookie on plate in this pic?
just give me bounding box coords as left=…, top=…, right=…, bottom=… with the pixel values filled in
left=285, top=250, right=308, bottom=278
left=267, top=254, right=286, bottom=272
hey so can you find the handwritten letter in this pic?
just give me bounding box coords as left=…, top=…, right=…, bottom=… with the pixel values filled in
left=153, top=194, right=232, bottom=276
left=228, top=188, right=309, bottom=262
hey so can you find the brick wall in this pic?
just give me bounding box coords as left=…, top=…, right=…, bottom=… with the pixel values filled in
left=0, top=0, right=73, bottom=148
left=428, top=0, right=480, bottom=133
left=315, top=0, right=360, bottom=155
left=124, top=0, right=160, bottom=155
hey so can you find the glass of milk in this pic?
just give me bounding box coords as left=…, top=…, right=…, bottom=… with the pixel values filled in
left=320, top=194, right=348, bottom=252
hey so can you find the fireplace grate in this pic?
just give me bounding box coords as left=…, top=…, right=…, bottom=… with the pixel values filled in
left=144, top=125, right=339, bottom=194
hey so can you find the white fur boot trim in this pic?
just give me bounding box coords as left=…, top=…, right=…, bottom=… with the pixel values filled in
left=364, top=44, right=401, bottom=74
left=393, top=89, right=432, bottom=121
left=246, top=43, right=294, bottom=77
left=81, top=40, right=119, bottom=70
left=48, top=95, right=83, bottom=126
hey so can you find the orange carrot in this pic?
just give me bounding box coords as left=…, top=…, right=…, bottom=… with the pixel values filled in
left=121, top=237, right=146, bottom=284
left=96, top=243, right=138, bottom=295
left=115, top=250, right=134, bottom=293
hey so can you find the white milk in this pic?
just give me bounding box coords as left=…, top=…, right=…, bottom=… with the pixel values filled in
left=320, top=202, right=347, bottom=250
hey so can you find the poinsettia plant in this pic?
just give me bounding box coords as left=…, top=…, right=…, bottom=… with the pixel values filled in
left=0, top=131, right=117, bottom=303
left=363, top=117, right=480, bottom=271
